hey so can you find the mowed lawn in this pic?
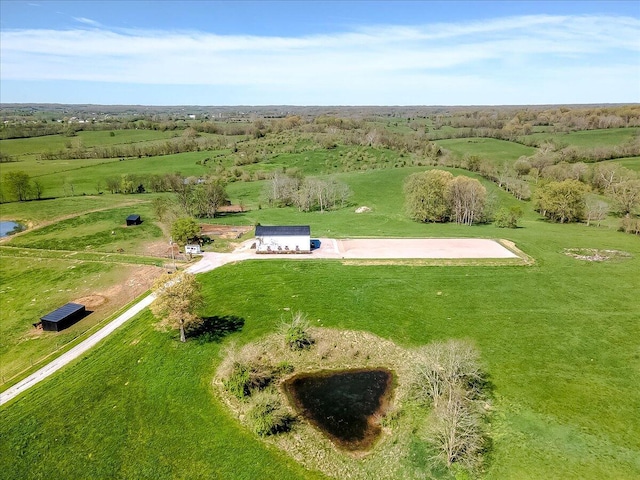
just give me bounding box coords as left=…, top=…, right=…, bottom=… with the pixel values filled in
left=1, top=216, right=639, bottom=479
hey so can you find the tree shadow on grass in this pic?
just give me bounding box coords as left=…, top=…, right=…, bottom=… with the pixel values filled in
left=187, top=315, right=245, bottom=343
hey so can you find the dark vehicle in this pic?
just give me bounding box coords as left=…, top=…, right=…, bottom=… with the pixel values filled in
left=310, top=239, right=321, bottom=250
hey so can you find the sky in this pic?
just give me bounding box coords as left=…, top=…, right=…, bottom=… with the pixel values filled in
left=1, top=1, right=639, bottom=106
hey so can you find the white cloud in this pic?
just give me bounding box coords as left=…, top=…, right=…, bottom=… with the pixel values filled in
left=1, top=14, right=638, bottom=104
left=73, top=17, right=102, bottom=27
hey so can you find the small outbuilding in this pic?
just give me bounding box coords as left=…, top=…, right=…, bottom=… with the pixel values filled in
left=40, top=303, right=87, bottom=332
left=126, top=214, right=142, bottom=226
left=185, top=244, right=202, bottom=255
left=255, top=225, right=311, bottom=254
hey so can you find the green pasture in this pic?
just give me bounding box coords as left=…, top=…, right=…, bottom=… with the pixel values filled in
left=0, top=129, right=181, bottom=161
left=0, top=195, right=149, bottom=226
left=521, top=127, right=640, bottom=149
left=1, top=217, right=638, bottom=478
left=6, top=151, right=223, bottom=198
left=434, top=137, right=536, bottom=163
left=605, top=156, right=640, bottom=172
left=7, top=205, right=163, bottom=254
left=0, top=158, right=121, bottom=180
left=0, top=256, right=147, bottom=384
left=225, top=166, right=526, bottom=238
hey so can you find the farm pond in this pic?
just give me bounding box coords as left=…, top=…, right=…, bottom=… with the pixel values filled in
left=283, top=368, right=395, bottom=451
left=0, top=221, right=24, bottom=237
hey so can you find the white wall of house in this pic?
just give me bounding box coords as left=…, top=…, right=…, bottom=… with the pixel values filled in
left=256, top=234, right=310, bottom=253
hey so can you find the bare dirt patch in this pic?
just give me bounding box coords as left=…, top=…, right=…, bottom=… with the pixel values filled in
left=563, top=248, right=632, bottom=262
left=73, top=265, right=163, bottom=316
left=200, top=224, right=253, bottom=239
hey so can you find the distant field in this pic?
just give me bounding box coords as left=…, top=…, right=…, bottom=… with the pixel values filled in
left=5, top=151, right=224, bottom=198
left=606, top=155, right=640, bottom=172
left=0, top=129, right=181, bottom=161
left=434, top=137, right=536, bottom=162
left=521, top=127, right=640, bottom=148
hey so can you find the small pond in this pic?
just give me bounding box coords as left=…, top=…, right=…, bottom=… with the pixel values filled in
left=283, top=368, right=394, bottom=451
left=0, top=221, right=24, bottom=238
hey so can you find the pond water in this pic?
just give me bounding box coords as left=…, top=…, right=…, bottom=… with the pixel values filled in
left=0, top=221, right=24, bottom=238
left=283, top=368, right=394, bottom=451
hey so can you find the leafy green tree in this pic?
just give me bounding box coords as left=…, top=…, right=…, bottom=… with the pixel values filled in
left=190, top=180, right=229, bottom=218
left=151, top=272, right=203, bottom=342
left=404, top=169, right=453, bottom=222
left=534, top=179, right=588, bottom=223
left=171, top=217, right=200, bottom=246
left=494, top=206, right=524, bottom=228
left=608, top=179, right=640, bottom=215
left=4, top=171, right=32, bottom=201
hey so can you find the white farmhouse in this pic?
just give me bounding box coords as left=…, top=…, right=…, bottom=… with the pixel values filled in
left=255, top=225, right=311, bottom=254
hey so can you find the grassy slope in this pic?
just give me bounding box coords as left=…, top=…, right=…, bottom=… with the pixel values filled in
left=433, top=137, right=536, bottom=162
left=1, top=219, right=638, bottom=478
left=0, top=257, right=148, bottom=383
left=0, top=195, right=149, bottom=226
left=521, top=127, right=640, bottom=148
left=7, top=205, right=163, bottom=254
left=0, top=130, right=181, bottom=160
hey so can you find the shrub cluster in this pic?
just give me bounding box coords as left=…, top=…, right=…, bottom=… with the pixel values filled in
left=413, top=340, right=489, bottom=472
left=222, top=360, right=295, bottom=436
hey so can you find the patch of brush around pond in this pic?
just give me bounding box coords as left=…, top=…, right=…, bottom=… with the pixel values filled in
left=214, top=316, right=491, bottom=479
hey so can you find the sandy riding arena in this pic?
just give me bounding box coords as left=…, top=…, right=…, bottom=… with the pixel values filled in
left=329, top=238, right=519, bottom=259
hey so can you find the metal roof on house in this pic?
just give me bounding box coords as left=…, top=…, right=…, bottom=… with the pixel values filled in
left=255, top=225, right=310, bottom=237
left=41, top=303, right=85, bottom=323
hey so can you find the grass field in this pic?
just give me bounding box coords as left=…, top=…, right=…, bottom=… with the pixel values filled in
left=1, top=218, right=638, bottom=478
left=520, top=127, right=640, bottom=148
left=0, top=129, right=182, bottom=161
left=0, top=256, right=158, bottom=384
left=7, top=205, right=163, bottom=254
left=434, top=137, right=536, bottom=163
left=1, top=122, right=639, bottom=479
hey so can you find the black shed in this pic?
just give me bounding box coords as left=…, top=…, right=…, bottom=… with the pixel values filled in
left=40, top=303, right=86, bottom=332
left=126, top=214, right=141, bottom=226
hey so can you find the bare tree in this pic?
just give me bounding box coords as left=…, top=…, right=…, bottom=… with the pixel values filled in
left=585, top=197, right=610, bottom=227
left=429, top=386, right=484, bottom=468
left=414, top=340, right=487, bottom=470
left=446, top=176, right=487, bottom=225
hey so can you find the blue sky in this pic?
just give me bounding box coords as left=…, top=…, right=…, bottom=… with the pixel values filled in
left=1, top=1, right=639, bottom=105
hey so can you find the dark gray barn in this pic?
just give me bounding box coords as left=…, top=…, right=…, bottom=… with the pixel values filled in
left=126, top=214, right=141, bottom=226
left=40, top=303, right=86, bottom=332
